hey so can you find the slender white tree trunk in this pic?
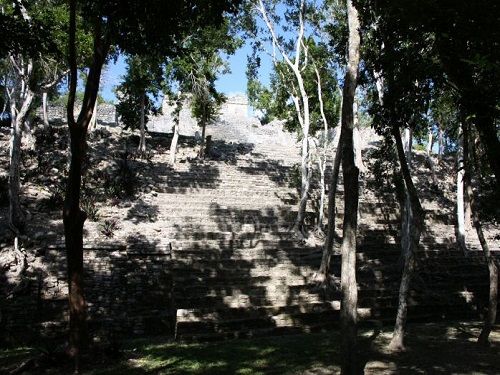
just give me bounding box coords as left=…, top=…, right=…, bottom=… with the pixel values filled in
left=169, top=96, right=182, bottom=164
left=314, top=67, right=330, bottom=230
left=9, top=103, right=24, bottom=232
left=257, top=0, right=311, bottom=235
left=170, top=122, right=180, bottom=165
left=317, top=157, right=326, bottom=229
left=401, top=127, right=412, bottom=258
left=294, top=135, right=310, bottom=234
left=42, top=91, right=49, bottom=128
left=389, top=127, right=425, bottom=352
left=199, top=118, right=207, bottom=158
left=426, top=127, right=433, bottom=156
left=461, top=122, right=498, bottom=346
left=425, top=127, right=438, bottom=185
left=374, top=74, right=425, bottom=352
left=316, top=129, right=342, bottom=284
left=456, top=127, right=467, bottom=253
left=437, top=124, right=444, bottom=162
left=7, top=58, right=34, bottom=233
left=89, top=100, right=98, bottom=130
left=404, top=128, right=412, bottom=165
left=9, top=96, right=34, bottom=232
left=352, top=110, right=365, bottom=173
left=138, top=92, right=146, bottom=154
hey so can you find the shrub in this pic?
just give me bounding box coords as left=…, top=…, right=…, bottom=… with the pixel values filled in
left=99, top=219, right=119, bottom=238
left=81, top=194, right=100, bottom=221
left=44, top=182, right=65, bottom=210
left=103, top=151, right=138, bottom=199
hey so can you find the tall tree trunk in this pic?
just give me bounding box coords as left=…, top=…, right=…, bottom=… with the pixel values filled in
left=169, top=95, right=182, bottom=165
left=314, top=65, right=332, bottom=231
left=401, top=128, right=412, bottom=258
left=317, top=153, right=327, bottom=230
left=456, top=127, right=467, bottom=253
left=426, top=127, right=433, bottom=156
left=42, top=91, right=49, bottom=128
left=138, top=92, right=146, bottom=154
left=352, top=101, right=365, bottom=174
left=9, top=106, right=24, bottom=233
left=89, top=100, right=98, bottom=131
left=64, top=1, right=109, bottom=368
left=293, top=135, right=311, bottom=235
left=437, top=124, right=444, bottom=162
left=316, top=131, right=343, bottom=284
left=463, top=122, right=499, bottom=346
left=8, top=88, right=34, bottom=233
left=64, top=124, right=88, bottom=364
left=257, top=0, right=311, bottom=235
left=463, top=151, right=473, bottom=232
left=170, top=121, right=180, bottom=164
left=340, top=1, right=361, bottom=373
left=199, top=119, right=207, bottom=158
left=388, top=127, right=425, bottom=352
left=425, top=127, right=438, bottom=185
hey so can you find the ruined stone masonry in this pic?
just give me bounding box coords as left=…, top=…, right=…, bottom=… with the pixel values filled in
left=2, top=103, right=499, bottom=344
left=37, top=103, right=117, bottom=125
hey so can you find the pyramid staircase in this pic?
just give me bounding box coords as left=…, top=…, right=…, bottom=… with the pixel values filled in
left=149, top=133, right=498, bottom=342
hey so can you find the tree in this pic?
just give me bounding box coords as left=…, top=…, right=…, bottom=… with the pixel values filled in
left=245, top=0, right=340, bottom=235
left=355, top=0, right=437, bottom=351
left=64, top=0, right=241, bottom=369
left=338, top=1, right=361, bottom=372
left=462, top=120, right=498, bottom=346
left=191, top=78, right=225, bottom=158
left=355, top=0, right=500, bottom=190
left=116, top=55, right=163, bottom=155
left=165, top=21, right=240, bottom=162
left=247, top=0, right=313, bottom=235
left=0, top=0, right=69, bottom=233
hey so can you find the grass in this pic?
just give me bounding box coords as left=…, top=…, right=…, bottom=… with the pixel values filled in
left=1, top=322, right=499, bottom=374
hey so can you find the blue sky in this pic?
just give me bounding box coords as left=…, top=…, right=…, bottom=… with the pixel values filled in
left=99, top=42, right=273, bottom=104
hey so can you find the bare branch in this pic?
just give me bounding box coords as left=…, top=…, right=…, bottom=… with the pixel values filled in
left=256, top=0, right=295, bottom=69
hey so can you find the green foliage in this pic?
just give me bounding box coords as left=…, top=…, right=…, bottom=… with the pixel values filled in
left=244, top=1, right=341, bottom=133
left=102, top=152, right=138, bottom=199
left=45, top=182, right=65, bottom=210
left=99, top=219, right=119, bottom=238
left=53, top=91, right=112, bottom=106
left=76, top=1, right=242, bottom=58
left=116, top=55, right=163, bottom=130
left=357, top=0, right=500, bottom=187
left=165, top=21, right=240, bottom=131
left=367, top=139, right=405, bottom=204
left=414, top=143, right=426, bottom=152
left=81, top=193, right=99, bottom=221
left=0, top=0, right=61, bottom=58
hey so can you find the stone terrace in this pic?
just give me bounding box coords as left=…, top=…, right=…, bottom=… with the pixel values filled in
left=0, top=120, right=498, bottom=344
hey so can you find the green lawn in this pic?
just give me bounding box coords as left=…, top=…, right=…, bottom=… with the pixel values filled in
left=1, top=322, right=499, bottom=374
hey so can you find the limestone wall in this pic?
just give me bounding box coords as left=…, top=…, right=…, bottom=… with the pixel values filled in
left=220, top=95, right=248, bottom=119
left=148, top=94, right=251, bottom=135
left=37, top=103, right=117, bottom=125
left=1, top=244, right=174, bottom=344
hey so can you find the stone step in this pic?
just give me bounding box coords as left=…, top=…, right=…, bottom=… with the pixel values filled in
left=174, top=291, right=328, bottom=310
left=174, top=298, right=483, bottom=341
left=171, top=238, right=300, bottom=251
